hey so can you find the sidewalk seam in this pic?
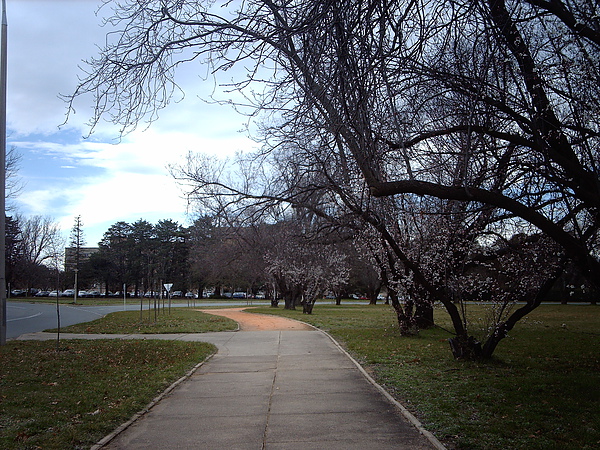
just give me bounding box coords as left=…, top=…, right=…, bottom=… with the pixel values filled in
left=262, top=330, right=282, bottom=449
left=317, top=328, right=447, bottom=450
left=90, top=351, right=217, bottom=449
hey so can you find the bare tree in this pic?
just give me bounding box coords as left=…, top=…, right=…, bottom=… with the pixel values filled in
left=64, top=0, right=600, bottom=278
left=18, top=215, right=63, bottom=268
left=46, top=229, right=66, bottom=351
left=5, top=146, right=23, bottom=210
left=66, top=0, right=600, bottom=358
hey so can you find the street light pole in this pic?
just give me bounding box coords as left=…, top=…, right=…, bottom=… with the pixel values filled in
left=0, top=0, right=8, bottom=346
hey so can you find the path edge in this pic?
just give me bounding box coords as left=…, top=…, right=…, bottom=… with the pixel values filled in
left=317, top=328, right=447, bottom=450
left=90, top=351, right=217, bottom=449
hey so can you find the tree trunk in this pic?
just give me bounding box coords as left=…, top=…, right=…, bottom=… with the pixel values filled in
left=284, top=298, right=294, bottom=309
left=414, top=299, right=434, bottom=329
left=284, top=288, right=300, bottom=310
left=302, top=301, right=315, bottom=314
left=448, top=335, right=483, bottom=360
left=389, top=293, right=418, bottom=336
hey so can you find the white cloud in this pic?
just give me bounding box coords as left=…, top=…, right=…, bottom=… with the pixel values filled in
left=6, top=0, right=259, bottom=245
left=7, top=1, right=110, bottom=136
left=13, top=123, right=255, bottom=244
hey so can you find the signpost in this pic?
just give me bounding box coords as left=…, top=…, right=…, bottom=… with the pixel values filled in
left=164, top=283, right=173, bottom=314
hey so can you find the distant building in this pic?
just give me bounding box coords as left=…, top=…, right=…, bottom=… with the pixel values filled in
left=64, top=247, right=99, bottom=272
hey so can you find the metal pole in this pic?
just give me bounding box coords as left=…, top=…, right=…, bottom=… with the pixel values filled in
left=74, top=269, right=78, bottom=303
left=0, top=0, right=8, bottom=346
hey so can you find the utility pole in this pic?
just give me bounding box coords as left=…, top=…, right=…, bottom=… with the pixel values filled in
left=0, top=0, right=8, bottom=345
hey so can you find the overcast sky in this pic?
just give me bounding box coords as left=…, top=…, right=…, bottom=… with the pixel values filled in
left=6, top=0, right=254, bottom=246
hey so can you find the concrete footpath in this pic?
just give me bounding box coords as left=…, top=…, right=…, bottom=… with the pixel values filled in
left=17, top=329, right=444, bottom=449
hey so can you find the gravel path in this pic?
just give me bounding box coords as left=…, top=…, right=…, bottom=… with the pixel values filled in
left=199, top=307, right=315, bottom=331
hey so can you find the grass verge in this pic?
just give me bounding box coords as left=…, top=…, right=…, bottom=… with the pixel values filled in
left=52, top=308, right=238, bottom=334
left=0, top=339, right=215, bottom=449
left=250, top=304, right=600, bottom=449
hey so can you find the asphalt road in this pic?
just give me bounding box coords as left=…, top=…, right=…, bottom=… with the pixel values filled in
left=5, top=300, right=271, bottom=340
left=6, top=301, right=133, bottom=340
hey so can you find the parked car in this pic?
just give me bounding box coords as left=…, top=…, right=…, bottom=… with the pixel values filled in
left=171, top=291, right=183, bottom=298
left=78, top=290, right=88, bottom=297
left=185, top=292, right=196, bottom=299
left=35, top=291, right=50, bottom=297
left=48, top=290, right=60, bottom=297
left=10, top=289, right=27, bottom=297
left=61, top=289, right=76, bottom=297
left=232, top=292, right=246, bottom=299
left=86, top=290, right=100, bottom=298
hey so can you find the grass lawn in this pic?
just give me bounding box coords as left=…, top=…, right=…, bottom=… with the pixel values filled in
left=1, top=308, right=236, bottom=448
left=2, top=302, right=597, bottom=449
left=52, top=308, right=239, bottom=334
left=251, top=303, right=600, bottom=449
left=0, top=339, right=215, bottom=449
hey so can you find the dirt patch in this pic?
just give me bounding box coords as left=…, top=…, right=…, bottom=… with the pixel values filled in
left=199, top=308, right=314, bottom=331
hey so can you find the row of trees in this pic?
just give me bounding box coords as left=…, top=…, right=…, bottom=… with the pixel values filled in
left=86, top=219, right=189, bottom=297
left=75, top=216, right=379, bottom=312
left=6, top=215, right=64, bottom=293
left=66, top=0, right=600, bottom=359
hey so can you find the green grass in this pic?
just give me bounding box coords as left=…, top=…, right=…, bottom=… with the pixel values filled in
left=53, top=308, right=239, bottom=334
left=250, top=304, right=600, bottom=449
left=4, top=302, right=597, bottom=449
left=0, top=339, right=215, bottom=449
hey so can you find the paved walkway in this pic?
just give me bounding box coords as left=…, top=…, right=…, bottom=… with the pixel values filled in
left=17, top=315, right=444, bottom=449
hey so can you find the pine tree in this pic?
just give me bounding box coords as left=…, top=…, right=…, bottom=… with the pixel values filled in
left=69, top=216, right=86, bottom=301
